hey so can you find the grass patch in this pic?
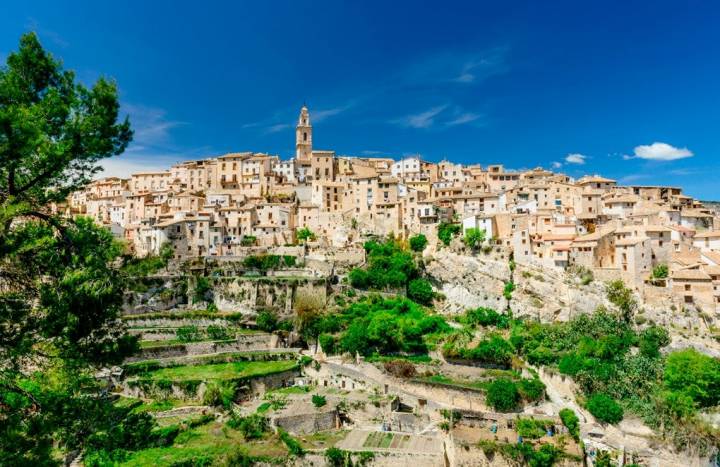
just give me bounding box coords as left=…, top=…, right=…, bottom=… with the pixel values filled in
left=139, top=360, right=298, bottom=383
left=362, top=431, right=395, bottom=449
left=119, top=421, right=286, bottom=466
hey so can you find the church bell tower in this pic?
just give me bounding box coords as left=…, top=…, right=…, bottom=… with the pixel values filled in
left=295, top=105, right=312, bottom=162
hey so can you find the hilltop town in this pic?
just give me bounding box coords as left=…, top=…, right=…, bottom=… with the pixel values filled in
left=4, top=23, right=720, bottom=467
left=65, top=105, right=720, bottom=315
left=44, top=106, right=720, bottom=467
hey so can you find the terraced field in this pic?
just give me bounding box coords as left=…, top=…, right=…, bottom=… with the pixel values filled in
left=138, top=359, right=298, bottom=382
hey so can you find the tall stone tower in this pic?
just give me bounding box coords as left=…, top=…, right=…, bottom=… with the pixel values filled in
left=295, top=105, right=312, bottom=162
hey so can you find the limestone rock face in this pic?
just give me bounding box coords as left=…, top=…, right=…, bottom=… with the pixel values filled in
left=426, top=249, right=608, bottom=321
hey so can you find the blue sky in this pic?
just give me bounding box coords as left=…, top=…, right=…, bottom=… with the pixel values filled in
left=2, top=1, right=720, bottom=199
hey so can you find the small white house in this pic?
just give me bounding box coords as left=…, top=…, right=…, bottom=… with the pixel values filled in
left=462, top=214, right=494, bottom=238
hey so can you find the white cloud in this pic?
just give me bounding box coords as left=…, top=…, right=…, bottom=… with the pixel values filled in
left=445, top=112, right=482, bottom=127
left=312, top=103, right=353, bottom=123
left=394, top=105, right=448, bottom=129
left=632, top=142, right=693, bottom=161
left=122, top=103, right=184, bottom=147
left=265, top=123, right=293, bottom=134
left=551, top=161, right=563, bottom=169
left=451, top=47, right=509, bottom=84
left=565, top=153, right=586, bottom=165
left=98, top=157, right=170, bottom=178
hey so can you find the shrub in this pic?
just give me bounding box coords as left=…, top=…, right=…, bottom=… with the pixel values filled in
left=296, top=227, right=316, bottom=243
left=606, top=280, right=637, bottom=322
left=348, top=268, right=369, bottom=288
left=312, top=394, right=327, bottom=408
left=503, top=281, right=515, bottom=300
left=516, top=418, right=547, bottom=439
left=463, top=227, right=486, bottom=249
left=407, top=278, right=434, bottom=305
left=240, top=235, right=256, bottom=246
left=207, top=324, right=231, bottom=340
left=256, top=310, right=279, bottom=332
left=203, top=381, right=236, bottom=409
left=193, top=277, right=211, bottom=304
left=279, top=429, right=305, bottom=456
left=318, top=333, right=336, bottom=355
left=652, top=264, right=668, bottom=279
left=325, top=447, right=350, bottom=467
left=518, top=378, right=546, bottom=403
left=462, top=307, right=501, bottom=327
left=486, top=378, right=520, bottom=412
left=176, top=325, right=203, bottom=342
left=409, top=234, right=428, bottom=252
left=559, top=408, right=580, bottom=440
left=638, top=325, right=670, bottom=358
left=383, top=359, right=417, bottom=378
left=228, top=414, right=268, bottom=440
left=587, top=393, right=624, bottom=424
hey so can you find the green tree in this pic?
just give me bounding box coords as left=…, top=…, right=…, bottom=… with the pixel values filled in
left=312, top=394, right=327, bottom=408
left=296, top=227, right=315, bottom=243
left=407, top=278, right=434, bottom=305
left=0, top=33, right=135, bottom=464
left=664, top=349, right=720, bottom=408
left=409, top=234, right=428, bottom=252
left=606, top=280, right=637, bottom=322
left=437, top=222, right=461, bottom=246
left=638, top=325, right=670, bottom=358
left=559, top=408, right=580, bottom=440
left=486, top=378, right=520, bottom=412
left=463, top=227, right=486, bottom=249
left=651, top=264, right=668, bottom=279
left=587, top=393, right=624, bottom=424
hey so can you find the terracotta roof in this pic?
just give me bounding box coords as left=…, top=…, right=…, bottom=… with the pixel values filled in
left=694, top=231, right=720, bottom=238
left=672, top=269, right=711, bottom=281
left=616, top=236, right=648, bottom=246
left=701, top=250, right=720, bottom=265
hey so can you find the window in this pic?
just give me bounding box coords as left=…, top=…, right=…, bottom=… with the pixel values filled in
left=303, top=132, right=307, bottom=142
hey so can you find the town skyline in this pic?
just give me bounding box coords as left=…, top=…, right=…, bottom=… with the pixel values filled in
left=2, top=1, right=719, bottom=198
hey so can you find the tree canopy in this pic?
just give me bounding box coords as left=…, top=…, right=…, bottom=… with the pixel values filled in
left=0, top=33, right=137, bottom=464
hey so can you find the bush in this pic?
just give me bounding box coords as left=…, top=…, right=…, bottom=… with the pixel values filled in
left=348, top=268, right=370, bottom=288
left=312, top=394, right=327, bottom=408
left=325, top=447, right=350, bottom=467
left=463, top=227, right=486, bottom=249
left=486, top=378, right=520, bottom=412
left=503, top=281, right=515, bottom=300
left=587, top=393, right=624, bottom=424
left=279, top=429, right=304, bottom=456
left=383, top=359, right=417, bottom=378
left=652, top=264, right=668, bottom=279
left=176, top=325, right=203, bottom=342
left=240, top=235, right=256, bottom=246
left=518, top=378, right=546, bottom=403
left=407, top=278, right=434, bottom=305
left=559, top=408, right=580, bottom=440
left=516, top=418, right=547, bottom=439
left=409, top=234, right=428, bottom=252
left=638, top=325, right=670, bottom=358
left=228, top=414, right=268, bottom=440
left=606, top=280, right=637, bottom=322
left=318, top=333, right=336, bottom=355
left=203, top=381, right=236, bottom=409
left=296, top=227, right=316, bottom=243
left=207, top=325, right=231, bottom=340
left=256, top=310, right=279, bottom=332
left=462, top=307, right=501, bottom=327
